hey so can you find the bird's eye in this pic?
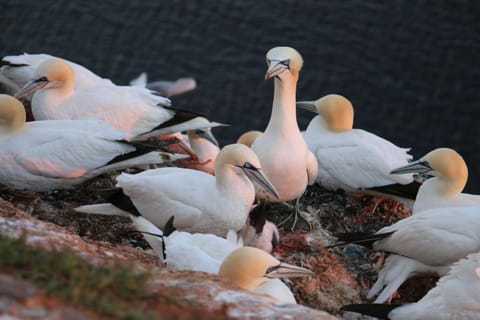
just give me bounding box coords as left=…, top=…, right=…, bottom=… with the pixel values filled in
left=35, top=76, right=48, bottom=83
left=243, top=162, right=255, bottom=169
left=419, top=161, right=431, bottom=169
left=280, top=59, right=290, bottom=67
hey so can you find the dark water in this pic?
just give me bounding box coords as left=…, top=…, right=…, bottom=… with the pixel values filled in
left=2, top=1, right=480, bottom=191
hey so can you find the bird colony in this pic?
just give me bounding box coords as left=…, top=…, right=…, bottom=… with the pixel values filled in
left=0, top=48, right=479, bottom=319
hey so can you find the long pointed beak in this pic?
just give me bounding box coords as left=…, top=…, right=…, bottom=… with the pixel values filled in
left=390, top=160, right=432, bottom=175
left=194, top=128, right=219, bottom=146
left=265, top=63, right=288, bottom=80
left=265, top=262, right=314, bottom=278
left=243, top=167, right=280, bottom=200
left=14, top=78, right=49, bottom=99
left=296, top=101, right=318, bottom=113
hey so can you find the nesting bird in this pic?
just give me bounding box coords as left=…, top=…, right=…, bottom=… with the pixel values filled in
left=252, top=47, right=317, bottom=203
left=342, top=251, right=480, bottom=319
left=391, top=147, right=480, bottom=212
left=334, top=204, right=480, bottom=302
left=219, top=246, right=314, bottom=304
left=14, top=57, right=221, bottom=140
left=0, top=94, right=182, bottom=192
left=298, top=94, right=415, bottom=193
left=75, top=144, right=279, bottom=236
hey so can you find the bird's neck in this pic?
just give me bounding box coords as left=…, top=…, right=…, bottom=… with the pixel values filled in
left=265, top=77, right=299, bottom=134
left=216, top=167, right=255, bottom=203
left=418, top=176, right=465, bottom=200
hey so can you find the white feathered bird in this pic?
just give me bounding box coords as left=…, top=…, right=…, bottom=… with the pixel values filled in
left=0, top=94, right=183, bottom=192
left=75, top=144, right=279, bottom=236
left=298, top=94, right=415, bottom=194
left=342, top=251, right=480, bottom=320
left=13, top=57, right=222, bottom=140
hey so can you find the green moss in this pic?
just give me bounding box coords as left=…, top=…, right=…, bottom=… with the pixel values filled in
left=0, top=236, right=156, bottom=319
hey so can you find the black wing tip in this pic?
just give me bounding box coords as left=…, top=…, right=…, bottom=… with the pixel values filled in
left=97, top=187, right=143, bottom=217
left=329, top=231, right=395, bottom=248
left=341, top=303, right=401, bottom=319
left=367, top=181, right=421, bottom=200
left=163, top=216, right=176, bottom=237
left=0, top=59, right=29, bottom=67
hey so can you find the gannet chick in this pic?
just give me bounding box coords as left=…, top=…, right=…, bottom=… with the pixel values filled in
left=298, top=94, right=415, bottom=194
left=0, top=94, right=182, bottom=192
left=14, top=58, right=222, bottom=140
left=1, top=53, right=113, bottom=94
left=219, top=246, right=314, bottom=304
left=238, top=203, right=280, bottom=253
left=75, top=144, right=279, bottom=236
left=342, top=251, right=480, bottom=320
left=391, top=148, right=479, bottom=212
left=129, top=72, right=197, bottom=97
left=236, top=130, right=263, bottom=148
left=251, top=47, right=317, bottom=228
left=333, top=205, right=480, bottom=302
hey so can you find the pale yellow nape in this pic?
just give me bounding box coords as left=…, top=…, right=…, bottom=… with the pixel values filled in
left=0, top=94, right=26, bottom=134
left=219, top=247, right=279, bottom=291
left=315, top=94, right=354, bottom=132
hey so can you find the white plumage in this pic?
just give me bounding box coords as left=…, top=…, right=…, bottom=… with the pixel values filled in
left=1, top=53, right=113, bottom=94
left=14, top=57, right=221, bottom=140
left=299, top=94, right=414, bottom=191
left=344, top=252, right=480, bottom=320
left=251, top=47, right=317, bottom=202
left=364, top=205, right=480, bottom=302
left=75, top=144, right=279, bottom=236
left=0, top=94, right=180, bottom=192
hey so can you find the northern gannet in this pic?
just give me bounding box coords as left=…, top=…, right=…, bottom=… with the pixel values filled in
left=75, top=144, right=279, bottom=236
left=391, top=148, right=479, bottom=213
left=219, top=246, right=314, bottom=304
left=342, top=251, right=480, bottom=319
left=129, top=72, right=197, bottom=98
left=365, top=148, right=480, bottom=302
left=251, top=47, right=317, bottom=227
left=333, top=205, right=480, bottom=302
left=0, top=94, right=182, bottom=192
left=0, top=53, right=113, bottom=94
left=298, top=94, right=415, bottom=193
left=14, top=58, right=222, bottom=140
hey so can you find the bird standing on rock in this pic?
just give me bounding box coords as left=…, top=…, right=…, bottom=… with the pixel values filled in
left=251, top=47, right=317, bottom=228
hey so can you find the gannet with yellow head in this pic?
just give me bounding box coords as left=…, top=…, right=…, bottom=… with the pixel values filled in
left=298, top=94, right=414, bottom=192
left=219, top=246, right=314, bottom=304
left=75, top=144, right=279, bottom=236
left=0, top=94, right=183, bottom=191
left=14, top=57, right=223, bottom=140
